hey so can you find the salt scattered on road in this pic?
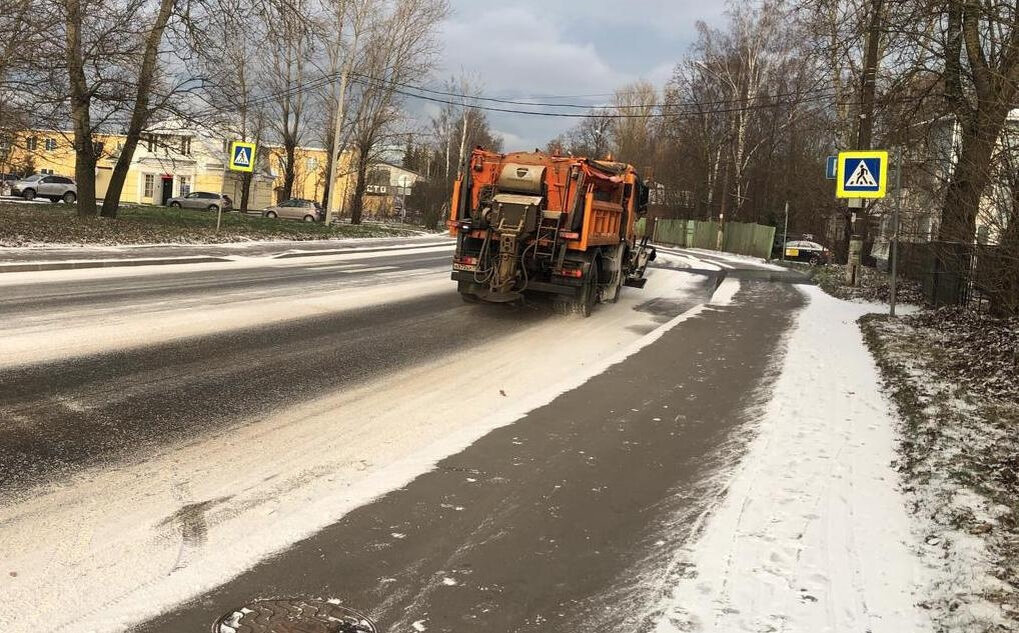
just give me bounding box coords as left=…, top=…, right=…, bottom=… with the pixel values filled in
left=0, top=265, right=733, bottom=633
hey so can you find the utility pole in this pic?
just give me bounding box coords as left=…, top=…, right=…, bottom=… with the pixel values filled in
left=324, top=0, right=352, bottom=226
left=846, top=0, right=884, bottom=285
left=889, top=146, right=902, bottom=316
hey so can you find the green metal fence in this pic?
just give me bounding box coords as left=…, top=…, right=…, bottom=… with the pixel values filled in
left=635, top=218, right=776, bottom=259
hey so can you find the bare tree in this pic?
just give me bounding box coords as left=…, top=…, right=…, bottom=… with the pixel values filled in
left=200, top=0, right=270, bottom=212
left=346, top=0, right=448, bottom=225
left=555, top=109, right=614, bottom=159
left=612, top=81, right=658, bottom=169
left=937, top=1, right=1019, bottom=246
left=318, top=0, right=373, bottom=213
left=0, top=0, right=37, bottom=167
left=10, top=0, right=212, bottom=216
left=263, top=0, right=316, bottom=204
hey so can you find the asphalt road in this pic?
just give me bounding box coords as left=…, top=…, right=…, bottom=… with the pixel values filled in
left=139, top=280, right=802, bottom=633
left=0, top=243, right=807, bottom=632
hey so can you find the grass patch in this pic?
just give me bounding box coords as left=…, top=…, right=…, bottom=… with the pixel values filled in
left=861, top=313, right=1019, bottom=630
left=0, top=202, right=426, bottom=246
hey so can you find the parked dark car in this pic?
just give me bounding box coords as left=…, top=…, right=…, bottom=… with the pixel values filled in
left=782, top=240, right=833, bottom=265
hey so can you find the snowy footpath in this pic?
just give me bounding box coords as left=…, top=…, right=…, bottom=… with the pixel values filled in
left=654, top=285, right=930, bottom=632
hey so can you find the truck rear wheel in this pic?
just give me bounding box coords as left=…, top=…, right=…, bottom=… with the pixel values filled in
left=576, top=262, right=598, bottom=317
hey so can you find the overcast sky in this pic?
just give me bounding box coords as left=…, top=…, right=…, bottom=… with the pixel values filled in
left=418, top=1, right=729, bottom=151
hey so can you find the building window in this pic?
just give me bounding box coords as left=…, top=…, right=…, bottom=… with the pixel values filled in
left=93, top=141, right=105, bottom=156
left=44, top=138, right=57, bottom=151
left=144, top=174, right=155, bottom=198
left=368, top=168, right=390, bottom=185
left=180, top=137, right=191, bottom=156
left=307, top=157, right=318, bottom=170
left=178, top=175, right=191, bottom=196
left=40, top=168, right=54, bottom=175
left=26, top=136, right=38, bottom=151
left=977, top=224, right=990, bottom=245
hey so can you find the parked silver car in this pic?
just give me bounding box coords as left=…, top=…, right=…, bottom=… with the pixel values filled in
left=263, top=198, right=323, bottom=222
left=11, top=174, right=77, bottom=203
left=167, top=191, right=233, bottom=212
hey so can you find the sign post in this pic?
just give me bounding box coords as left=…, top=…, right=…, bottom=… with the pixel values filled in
left=225, top=141, right=256, bottom=233
left=836, top=150, right=889, bottom=285
left=781, top=201, right=789, bottom=261
left=889, top=147, right=903, bottom=316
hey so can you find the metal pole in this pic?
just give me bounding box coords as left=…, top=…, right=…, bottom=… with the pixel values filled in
left=781, top=201, right=789, bottom=260
left=890, top=146, right=903, bottom=316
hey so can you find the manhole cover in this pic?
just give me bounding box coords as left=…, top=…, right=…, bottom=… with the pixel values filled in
left=213, top=598, right=376, bottom=633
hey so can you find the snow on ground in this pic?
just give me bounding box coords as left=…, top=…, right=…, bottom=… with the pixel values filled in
left=862, top=315, right=1018, bottom=631
left=0, top=266, right=731, bottom=633
left=680, top=247, right=788, bottom=271
left=654, top=247, right=724, bottom=271
left=652, top=284, right=930, bottom=633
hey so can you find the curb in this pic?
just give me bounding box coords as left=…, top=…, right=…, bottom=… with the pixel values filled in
left=0, top=256, right=230, bottom=273
left=271, top=241, right=452, bottom=259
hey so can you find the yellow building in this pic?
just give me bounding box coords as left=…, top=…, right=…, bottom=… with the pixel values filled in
left=264, top=145, right=356, bottom=214
left=2, top=125, right=358, bottom=213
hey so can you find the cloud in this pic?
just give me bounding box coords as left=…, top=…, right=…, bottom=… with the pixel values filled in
left=438, top=6, right=627, bottom=98
left=490, top=128, right=528, bottom=150
left=410, top=1, right=726, bottom=151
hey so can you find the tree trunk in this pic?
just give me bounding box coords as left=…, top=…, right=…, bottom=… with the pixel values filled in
left=349, top=148, right=369, bottom=225
left=63, top=0, right=97, bottom=217
left=281, top=144, right=296, bottom=201
left=321, top=137, right=335, bottom=209
left=99, top=0, right=174, bottom=218
left=938, top=116, right=1003, bottom=244
left=240, top=172, right=251, bottom=212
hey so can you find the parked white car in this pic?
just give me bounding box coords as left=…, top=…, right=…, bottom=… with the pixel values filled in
left=167, top=191, right=233, bottom=212
left=10, top=174, right=77, bottom=203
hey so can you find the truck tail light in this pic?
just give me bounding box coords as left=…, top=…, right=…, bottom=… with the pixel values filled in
left=556, top=267, right=583, bottom=278
left=454, top=256, right=478, bottom=266
left=559, top=231, right=580, bottom=240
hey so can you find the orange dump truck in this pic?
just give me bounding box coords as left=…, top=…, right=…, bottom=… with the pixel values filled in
left=448, top=148, right=656, bottom=315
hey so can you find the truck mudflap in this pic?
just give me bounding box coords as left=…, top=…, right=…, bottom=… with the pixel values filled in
left=624, top=238, right=656, bottom=288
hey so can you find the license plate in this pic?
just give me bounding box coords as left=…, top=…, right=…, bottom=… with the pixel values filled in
left=785, top=248, right=799, bottom=257
left=453, top=263, right=477, bottom=272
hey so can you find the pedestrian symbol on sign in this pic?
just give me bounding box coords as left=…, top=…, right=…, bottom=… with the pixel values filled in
left=835, top=150, right=888, bottom=199
left=846, top=160, right=877, bottom=187
left=229, top=141, right=256, bottom=172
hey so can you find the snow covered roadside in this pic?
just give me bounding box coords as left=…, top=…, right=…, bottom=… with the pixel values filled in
left=861, top=312, right=1019, bottom=631
left=652, top=284, right=930, bottom=633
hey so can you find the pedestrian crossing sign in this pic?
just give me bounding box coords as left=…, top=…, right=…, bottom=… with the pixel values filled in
left=836, top=150, right=888, bottom=198
left=229, top=141, right=256, bottom=172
